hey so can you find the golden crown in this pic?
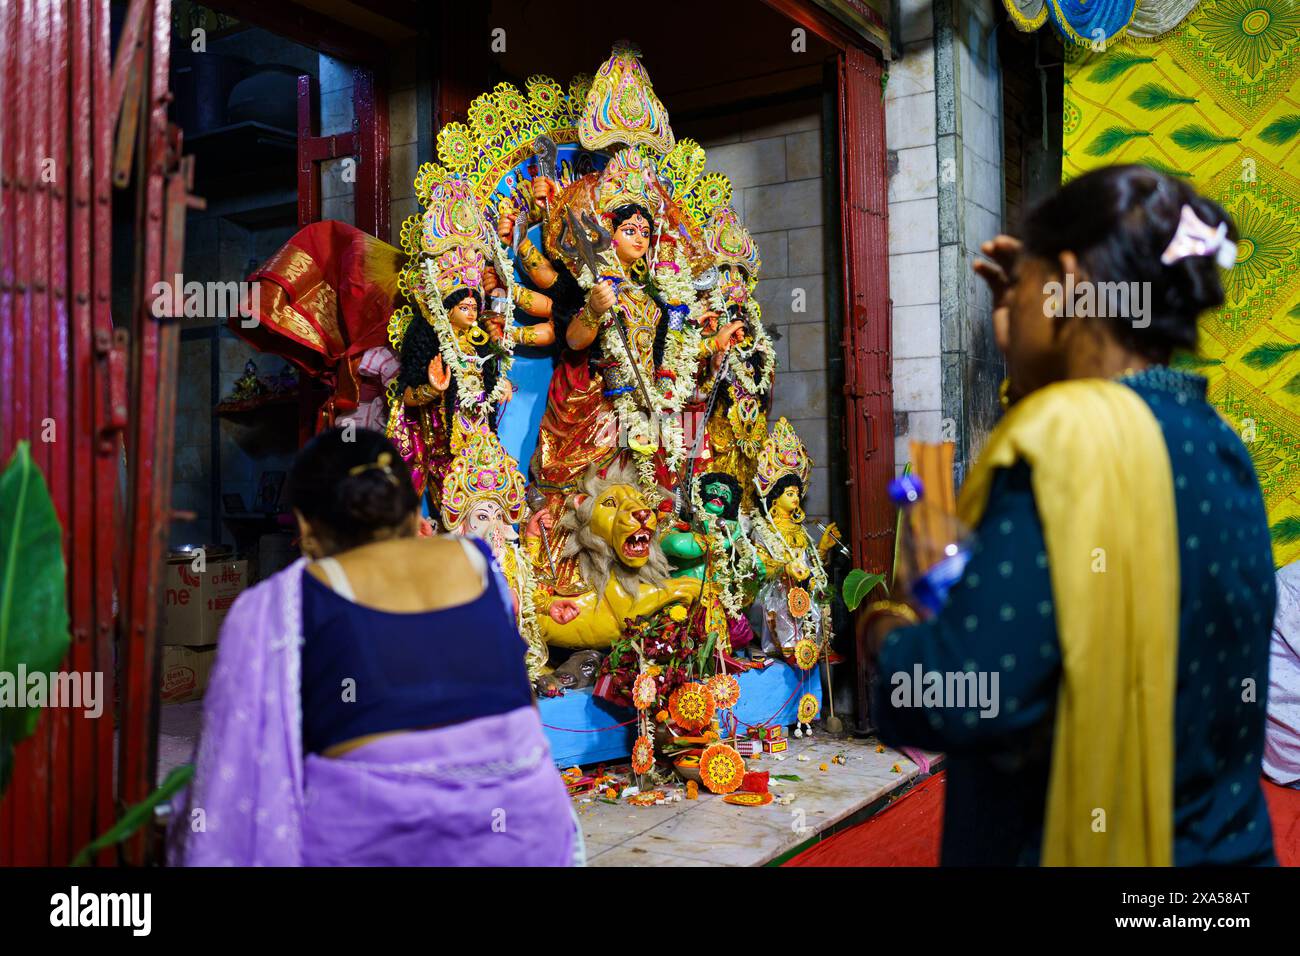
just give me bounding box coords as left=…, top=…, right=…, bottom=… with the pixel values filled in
left=753, top=417, right=811, bottom=500
left=596, top=147, right=660, bottom=214
left=419, top=176, right=493, bottom=298
left=705, top=206, right=762, bottom=280
left=579, top=41, right=674, bottom=155
left=440, top=417, right=527, bottom=531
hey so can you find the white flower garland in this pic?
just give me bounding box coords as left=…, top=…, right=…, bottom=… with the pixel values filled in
left=690, top=479, right=761, bottom=618
left=751, top=510, right=830, bottom=643
left=577, top=246, right=702, bottom=502
left=417, top=239, right=516, bottom=415
left=708, top=287, right=775, bottom=397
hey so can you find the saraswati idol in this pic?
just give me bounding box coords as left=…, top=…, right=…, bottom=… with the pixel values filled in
left=749, top=417, right=840, bottom=664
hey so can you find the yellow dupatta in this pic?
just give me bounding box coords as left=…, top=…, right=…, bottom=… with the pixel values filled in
left=957, top=379, right=1179, bottom=866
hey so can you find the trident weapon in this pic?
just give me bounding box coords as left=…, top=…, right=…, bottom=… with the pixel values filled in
left=557, top=208, right=654, bottom=413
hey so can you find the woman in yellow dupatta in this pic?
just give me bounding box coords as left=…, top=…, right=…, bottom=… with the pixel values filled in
left=865, top=166, right=1277, bottom=866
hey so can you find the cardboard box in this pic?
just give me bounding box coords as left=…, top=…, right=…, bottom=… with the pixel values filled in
left=160, top=558, right=248, bottom=646
left=736, top=739, right=761, bottom=757
left=160, top=644, right=218, bottom=704
left=762, top=739, right=788, bottom=754
left=748, top=725, right=787, bottom=742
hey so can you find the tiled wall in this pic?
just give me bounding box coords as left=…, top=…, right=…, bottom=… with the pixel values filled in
left=888, top=0, right=1006, bottom=483
left=681, top=99, right=835, bottom=527
left=887, top=0, right=945, bottom=477
left=944, top=0, right=1007, bottom=479
left=387, top=42, right=420, bottom=245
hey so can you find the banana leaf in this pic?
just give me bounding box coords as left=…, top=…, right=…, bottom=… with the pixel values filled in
left=0, top=442, right=70, bottom=794
left=70, top=763, right=195, bottom=866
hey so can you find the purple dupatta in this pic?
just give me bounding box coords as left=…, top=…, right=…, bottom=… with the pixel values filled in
left=168, top=559, right=576, bottom=866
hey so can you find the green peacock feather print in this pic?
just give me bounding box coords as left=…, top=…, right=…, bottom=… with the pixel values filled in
left=1283, top=372, right=1300, bottom=397
left=1272, top=516, right=1300, bottom=547
left=1288, top=303, right=1300, bottom=321
left=1242, top=341, right=1300, bottom=370
left=1139, top=157, right=1192, bottom=178
left=1128, top=83, right=1198, bottom=111
left=1259, top=114, right=1300, bottom=146
left=1086, top=52, right=1156, bottom=85
left=1172, top=352, right=1224, bottom=370
left=1086, top=126, right=1152, bottom=157
left=1171, top=125, right=1242, bottom=152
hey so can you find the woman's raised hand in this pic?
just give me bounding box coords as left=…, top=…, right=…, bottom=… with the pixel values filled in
left=972, top=235, right=1022, bottom=306
left=713, top=320, right=746, bottom=352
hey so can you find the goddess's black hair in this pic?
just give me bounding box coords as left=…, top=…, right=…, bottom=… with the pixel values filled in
left=396, top=289, right=499, bottom=422
left=763, top=473, right=804, bottom=515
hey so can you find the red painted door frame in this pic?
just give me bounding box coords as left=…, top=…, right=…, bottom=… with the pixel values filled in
left=0, top=0, right=128, bottom=865
left=761, top=0, right=896, bottom=575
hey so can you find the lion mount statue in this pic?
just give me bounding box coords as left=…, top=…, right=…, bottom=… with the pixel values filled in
left=537, top=464, right=701, bottom=649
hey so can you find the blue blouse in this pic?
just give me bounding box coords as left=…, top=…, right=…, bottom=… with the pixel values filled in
left=873, top=368, right=1277, bottom=865
left=300, top=537, right=535, bottom=755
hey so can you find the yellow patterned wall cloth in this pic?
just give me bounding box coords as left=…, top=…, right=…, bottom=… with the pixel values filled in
left=1063, top=0, right=1300, bottom=567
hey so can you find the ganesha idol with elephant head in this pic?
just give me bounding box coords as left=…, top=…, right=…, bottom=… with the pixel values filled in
left=526, top=463, right=701, bottom=650
left=440, top=416, right=548, bottom=680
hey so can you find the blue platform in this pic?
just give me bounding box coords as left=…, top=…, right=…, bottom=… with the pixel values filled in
left=539, top=662, right=823, bottom=768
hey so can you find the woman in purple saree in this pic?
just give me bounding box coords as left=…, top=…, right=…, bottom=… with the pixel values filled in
left=169, top=428, right=578, bottom=866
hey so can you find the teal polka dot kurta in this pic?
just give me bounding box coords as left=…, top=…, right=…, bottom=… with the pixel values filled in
left=873, top=368, right=1277, bottom=866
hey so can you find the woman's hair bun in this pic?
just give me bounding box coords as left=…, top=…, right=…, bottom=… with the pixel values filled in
left=1021, top=164, right=1236, bottom=361
left=288, top=427, right=419, bottom=550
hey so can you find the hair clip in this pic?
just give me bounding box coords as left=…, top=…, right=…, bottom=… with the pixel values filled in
left=1160, top=204, right=1237, bottom=270
left=348, top=452, right=398, bottom=483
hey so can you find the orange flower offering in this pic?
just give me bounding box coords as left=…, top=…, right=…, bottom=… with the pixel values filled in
left=699, top=743, right=747, bottom=794
left=632, top=673, right=657, bottom=711
left=793, top=638, right=820, bottom=671
left=787, top=585, right=812, bottom=619
left=797, top=693, right=820, bottom=725
left=631, top=734, right=655, bottom=775
left=627, top=790, right=666, bottom=807
left=724, top=792, right=774, bottom=807
left=686, top=780, right=699, bottom=800
left=668, top=682, right=716, bottom=732
left=706, top=672, right=741, bottom=709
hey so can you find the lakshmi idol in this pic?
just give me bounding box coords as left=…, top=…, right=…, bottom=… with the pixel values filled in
left=385, top=176, right=516, bottom=516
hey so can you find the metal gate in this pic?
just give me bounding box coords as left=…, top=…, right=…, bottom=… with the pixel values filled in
left=0, top=0, right=187, bottom=866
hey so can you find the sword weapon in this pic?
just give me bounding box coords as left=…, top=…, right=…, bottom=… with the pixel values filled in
left=532, top=135, right=558, bottom=216
left=525, top=487, right=560, bottom=581
left=815, top=520, right=851, bottom=558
